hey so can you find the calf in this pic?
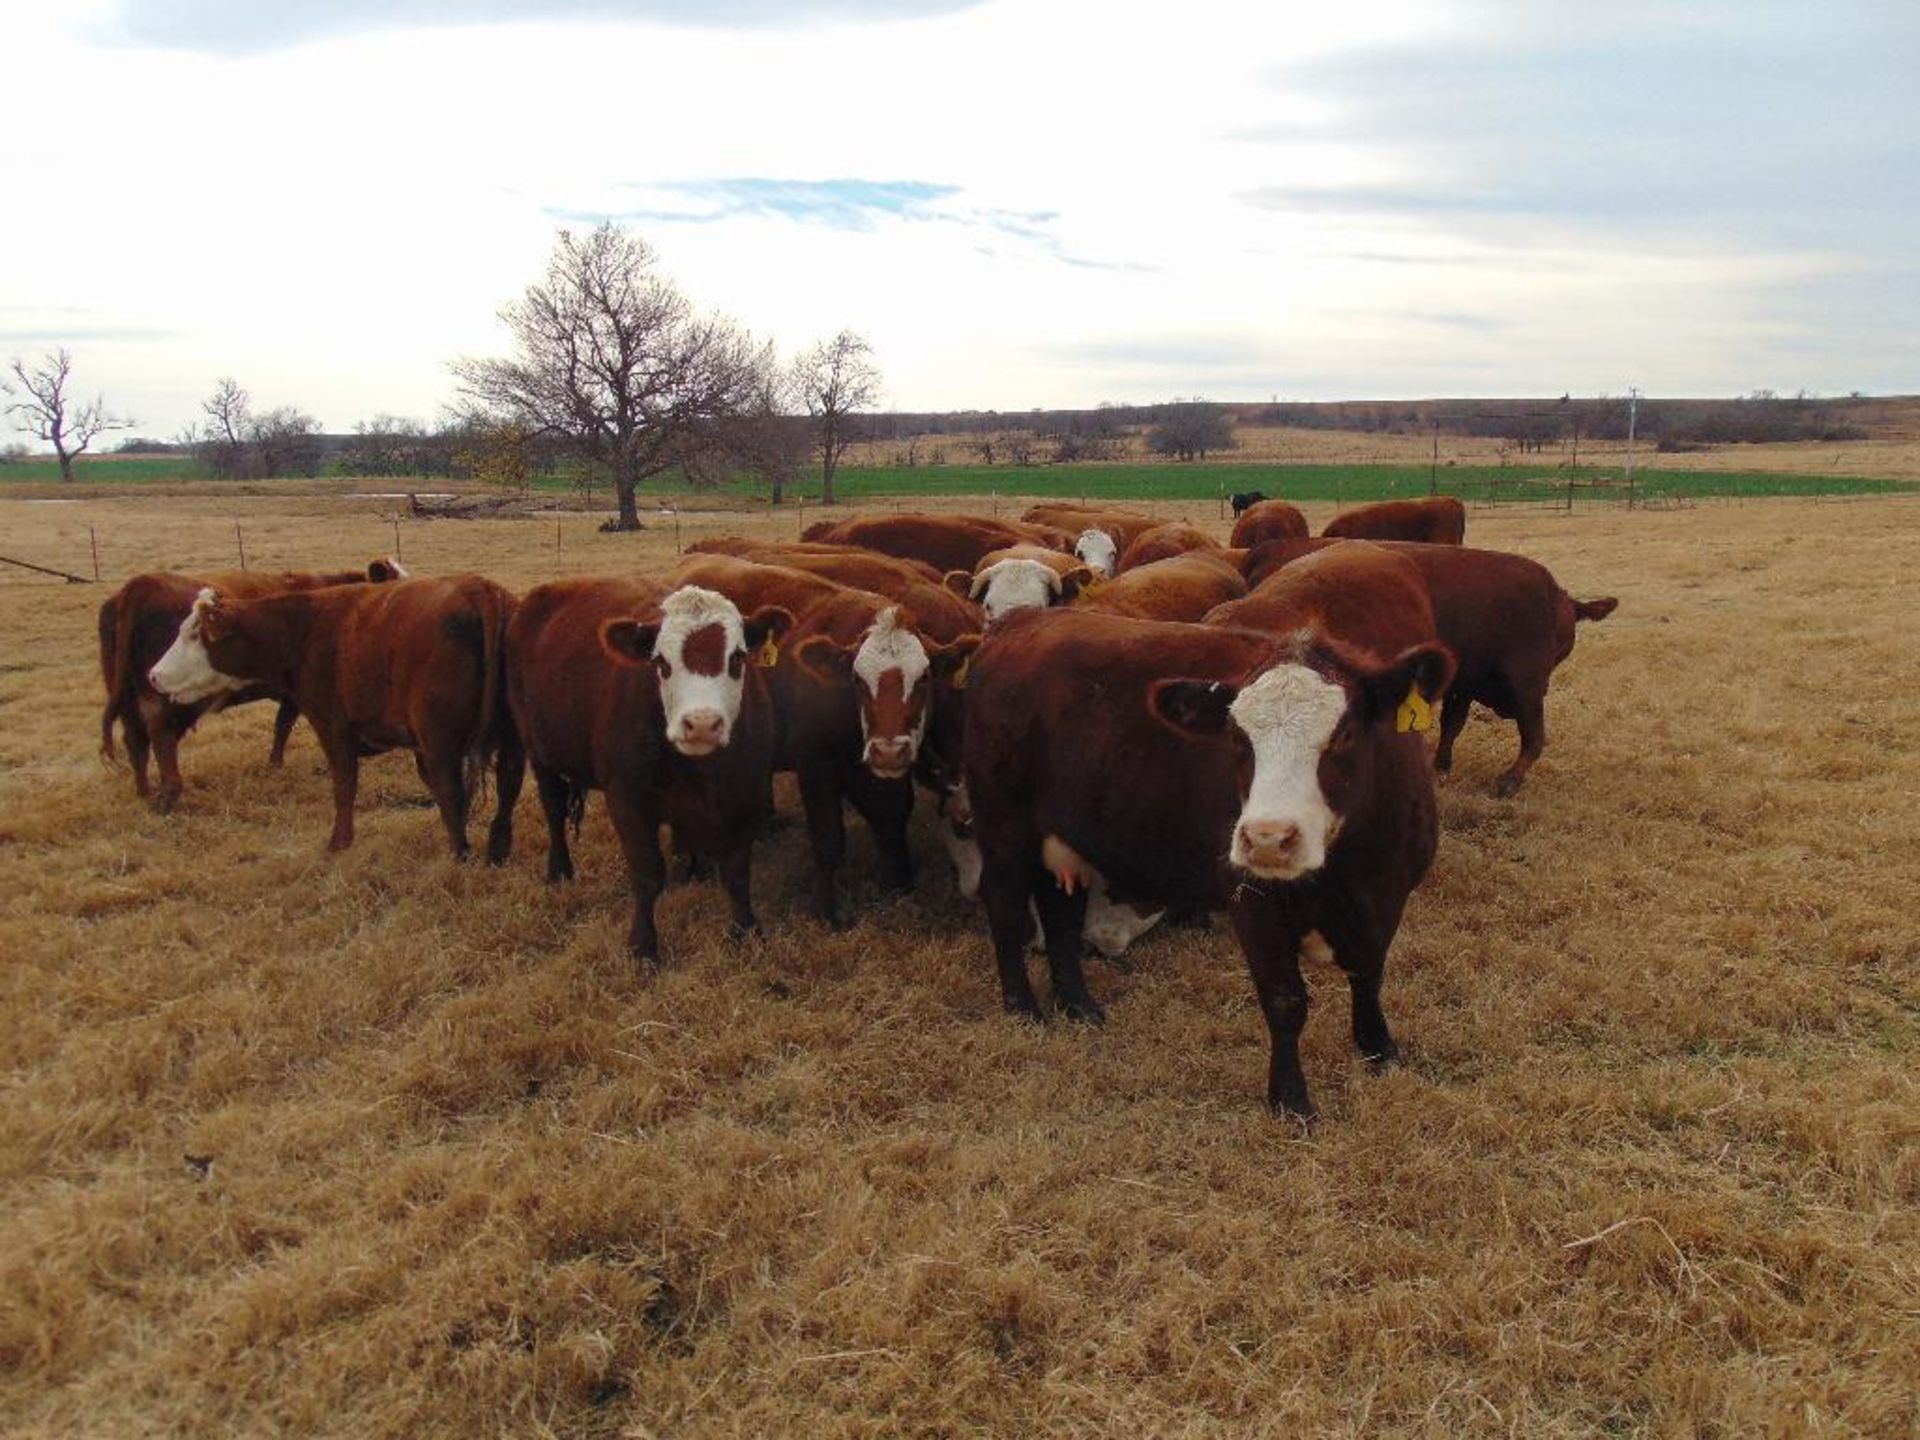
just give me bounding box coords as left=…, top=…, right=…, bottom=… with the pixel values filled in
left=98, top=557, right=405, bottom=811
left=1117, top=522, right=1222, bottom=573
left=801, top=513, right=1076, bottom=574
left=1229, top=498, right=1310, bottom=549
left=964, top=607, right=1453, bottom=1117
left=1323, top=496, right=1467, bottom=545
left=1243, top=539, right=1617, bottom=794
left=506, top=580, right=792, bottom=962
left=147, top=574, right=520, bottom=859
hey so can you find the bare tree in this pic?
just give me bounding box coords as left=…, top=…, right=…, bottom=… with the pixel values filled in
left=453, top=224, right=774, bottom=532
left=791, top=329, right=881, bottom=505
left=184, top=377, right=253, bottom=479
left=4, top=349, right=132, bottom=482
left=722, top=371, right=810, bottom=505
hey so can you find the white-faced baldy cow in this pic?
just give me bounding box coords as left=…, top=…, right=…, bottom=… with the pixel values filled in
left=99, top=558, right=406, bottom=811
left=963, top=606, right=1454, bottom=1118
left=505, top=579, right=793, bottom=962
left=948, top=544, right=1095, bottom=625
left=147, top=574, right=519, bottom=860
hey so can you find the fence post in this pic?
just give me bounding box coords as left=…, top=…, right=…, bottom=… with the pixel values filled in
left=235, top=519, right=247, bottom=571
left=90, top=525, right=100, bottom=582
left=391, top=513, right=402, bottom=564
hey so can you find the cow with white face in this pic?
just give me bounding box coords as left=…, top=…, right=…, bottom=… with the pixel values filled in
left=963, top=605, right=1454, bottom=1119
left=601, top=585, right=790, bottom=757
left=148, top=587, right=247, bottom=706
left=1073, top=527, right=1119, bottom=580
left=794, top=605, right=974, bottom=780
left=946, top=545, right=1094, bottom=626
left=507, top=577, right=794, bottom=961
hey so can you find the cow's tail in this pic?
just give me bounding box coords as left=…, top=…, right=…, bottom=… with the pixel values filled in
left=463, top=589, right=511, bottom=805
left=1574, top=595, right=1619, bottom=623
left=98, top=593, right=131, bottom=767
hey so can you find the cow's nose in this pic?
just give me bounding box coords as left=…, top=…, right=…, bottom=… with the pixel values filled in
left=867, top=736, right=914, bottom=773
left=679, top=709, right=726, bottom=749
left=1238, top=819, right=1300, bottom=864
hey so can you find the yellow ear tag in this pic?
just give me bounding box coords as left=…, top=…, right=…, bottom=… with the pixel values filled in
left=1396, top=687, right=1433, bottom=734
left=758, top=636, right=781, bottom=668
left=951, top=655, right=972, bottom=690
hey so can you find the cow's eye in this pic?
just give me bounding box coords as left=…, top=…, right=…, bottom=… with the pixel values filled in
left=657, top=658, right=673, bottom=679
left=728, top=650, right=746, bottom=678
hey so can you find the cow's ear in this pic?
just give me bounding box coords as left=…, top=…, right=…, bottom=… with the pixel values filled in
left=742, top=604, right=795, bottom=652
left=792, top=634, right=853, bottom=685
left=367, top=556, right=408, bottom=582
left=1358, top=642, right=1456, bottom=731
left=195, top=588, right=230, bottom=642
left=1148, top=678, right=1238, bottom=736
left=927, top=633, right=982, bottom=688
left=943, top=569, right=974, bottom=599
left=600, top=618, right=661, bottom=667
left=1054, top=565, right=1094, bottom=602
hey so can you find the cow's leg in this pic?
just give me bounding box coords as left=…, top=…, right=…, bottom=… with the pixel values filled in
left=978, top=848, right=1042, bottom=1020
left=1317, top=926, right=1399, bottom=1068
left=267, top=700, right=299, bottom=767
left=850, top=775, right=915, bottom=895
left=716, top=837, right=759, bottom=941
left=1494, top=688, right=1547, bottom=798
left=1229, top=894, right=1313, bottom=1119
left=1033, top=872, right=1100, bottom=1023
left=797, top=761, right=848, bottom=927
left=1433, top=691, right=1471, bottom=775
left=420, top=746, right=473, bottom=860
left=487, top=730, right=525, bottom=866
left=533, top=763, right=575, bottom=882
left=141, top=695, right=185, bottom=813
left=121, top=706, right=153, bottom=801
left=604, top=786, right=667, bottom=965
left=323, top=741, right=360, bottom=852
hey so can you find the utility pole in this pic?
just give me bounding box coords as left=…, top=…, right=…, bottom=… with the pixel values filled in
left=1623, top=386, right=1640, bottom=509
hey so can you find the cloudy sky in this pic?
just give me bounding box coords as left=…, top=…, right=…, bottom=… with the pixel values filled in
left=2, top=0, right=1914, bottom=439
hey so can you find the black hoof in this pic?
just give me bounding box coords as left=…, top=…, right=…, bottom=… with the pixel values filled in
left=1058, top=996, right=1107, bottom=1025
left=1003, top=995, right=1045, bottom=1025
left=1493, top=773, right=1525, bottom=799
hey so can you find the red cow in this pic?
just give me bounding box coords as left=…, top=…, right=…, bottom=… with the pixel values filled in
left=685, top=539, right=980, bottom=640
left=147, top=575, right=521, bottom=859
left=800, top=513, right=1076, bottom=574
left=506, top=579, right=793, bottom=961
left=964, top=606, right=1454, bottom=1117
left=668, top=554, right=978, bottom=923
left=1206, top=543, right=1438, bottom=661
left=1076, top=551, right=1249, bottom=621
left=1229, top=498, right=1310, bottom=549
left=1323, top=496, right=1467, bottom=545
left=1117, top=522, right=1223, bottom=573
left=687, top=537, right=945, bottom=584
left=1243, top=538, right=1617, bottom=794
left=1020, top=505, right=1167, bottom=578
left=98, top=557, right=406, bottom=811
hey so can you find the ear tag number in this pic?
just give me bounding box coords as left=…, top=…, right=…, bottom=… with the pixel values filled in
left=759, top=637, right=781, bottom=668
left=1396, top=686, right=1433, bottom=734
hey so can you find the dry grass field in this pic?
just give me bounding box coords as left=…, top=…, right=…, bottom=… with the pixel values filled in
left=2, top=491, right=1916, bottom=1437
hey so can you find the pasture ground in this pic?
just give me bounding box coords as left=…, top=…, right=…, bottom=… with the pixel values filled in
left=1, top=491, right=1915, bottom=1437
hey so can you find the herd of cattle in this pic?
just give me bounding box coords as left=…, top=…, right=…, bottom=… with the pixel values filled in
left=97, top=494, right=1616, bottom=1118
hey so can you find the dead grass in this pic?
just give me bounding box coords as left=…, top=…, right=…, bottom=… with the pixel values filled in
left=1, top=493, right=1915, bottom=1438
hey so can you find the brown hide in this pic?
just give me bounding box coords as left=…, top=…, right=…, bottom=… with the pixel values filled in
left=1241, top=538, right=1617, bottom=794
left=962, top=605, right=1446, bottom=1118
left=1020, top=504, right=1166, bottom=550
left=1116, top=522, right=1222, bottom=573
left=1229, top=498, right=1311, bottom=548
left=1323, top=496, right=1468, bottom=545
left=1075, top=551, right=1249, bottom=621
left=686, top=537, right=945, bottom=584
left=99, top=558, right=404, bottom=812
left=800, top=514, right=1076, bottom=572
left=1205, top=543, right=1439, bottom=662
left=506, top=578, right=780, bottom=961
left=186, top=575, right=521, bottom=858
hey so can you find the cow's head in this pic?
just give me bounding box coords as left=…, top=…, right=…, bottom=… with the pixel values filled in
left=947, top=558, right=1092, bottom=625
left=795, top=606, right=978, bottom=779
left=601, top=585, right=793, bottom=757
left=1074, top=528, right=1118, bottom=580
left=1149, top=640, right=1454, bottom=881
left=367, top=556, right=409, bottom=582
left=149, top=588, right=253, bottom=705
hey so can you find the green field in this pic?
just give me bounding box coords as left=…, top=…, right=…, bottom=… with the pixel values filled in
left=5, top=455, right=1912, bottom=504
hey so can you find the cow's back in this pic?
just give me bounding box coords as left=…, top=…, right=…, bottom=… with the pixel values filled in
left=1229, top=499, right=1310, bottom=549
left=1324, top=496, right=1467, bottom=545
left=1076, top=551, right=1247, bottom=621
left=1206, top=543, right=1437, bottom=661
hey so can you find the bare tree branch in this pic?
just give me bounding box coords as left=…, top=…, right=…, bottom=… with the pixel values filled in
left=791, top=329, right=882, bottom=505
left=4, top=348, right=133, bottom=482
